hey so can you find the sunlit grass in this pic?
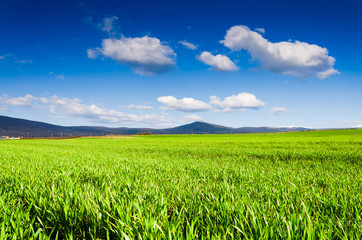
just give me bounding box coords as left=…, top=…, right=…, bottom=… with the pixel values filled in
left=0, top=130, right=361, bottom=239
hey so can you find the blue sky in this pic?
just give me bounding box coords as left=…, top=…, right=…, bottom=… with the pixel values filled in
left=1, top=0, right=361, bottom=128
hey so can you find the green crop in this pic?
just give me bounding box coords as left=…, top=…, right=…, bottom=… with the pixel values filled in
left=0, top=129, right=361, bottom=239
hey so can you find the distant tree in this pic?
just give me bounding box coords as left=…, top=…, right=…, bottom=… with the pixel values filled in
left=136, top=132, right=152, bottom=135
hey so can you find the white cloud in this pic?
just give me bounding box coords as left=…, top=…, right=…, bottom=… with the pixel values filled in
left=0, top=54, right=32, bottom=65
left=218, top=108, right=247, bottom=113
left=124, top=104, right=153, bottom=110
left=342, top=121, right=362, bottom=128
left=87, top=48, right=100, bottom=59
left=89, top=36, right=176, bottom=75
left=180, top=114, right=203, bottom=123
left=83, top=15, right=119, bottom=35
left=40, top=95, right=169, bottom=124
left=255, top=28, right=265, bottom=34
left=178, top=40, right=198, bottom=50
left=197, top=51, right=238, bottom=72
left=0, top=94, right=170, bottom=125
left=159, top=92, right=265, bottom=113
left=271, top=107, right=287, bottom=116
left=101, top=16, right=119, bottom=34
left=210, top=92, right=265, bottom=111
left=157, top=96, right=212, bottom=112
left=0, top=94, right=38, bottom=107
left=49, top=72, right=71, bottom=81
left=280, top=125, right=312, bottom=129
left=56, top=74, right=70, bottom=81
left=221, top=25, right=339, bottom=79
left=317, top=68, right=340, bottom=80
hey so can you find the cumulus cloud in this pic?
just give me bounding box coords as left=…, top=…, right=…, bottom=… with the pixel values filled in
left=89, top=36, right=176, bottom=75
left=210, top=92, right=265, bottom=111
left=197, top=51, right=238, bottom=72
left=40, top=95, right=169, bottom=124
left=270, top=107, right=287, bottom=116
left=178, top=40, right=198, bottom=50
left=158, top=92, right=265, bottom=113
left=157, top=96, right=212, bottom=112
left=221, top=25, right=339, bottom=79
left=0, top=94, right=38, bottom=107
left=124, top=104, right=153, bottom=110
left=181, top=114, right=203, bottom=123
left=0, top=94, right=170, bottom=125
left=255, top=28, right=265, bottom=34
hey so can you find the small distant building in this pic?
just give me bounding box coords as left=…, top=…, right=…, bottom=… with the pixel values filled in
left=0, top=136, right=20, bottom=140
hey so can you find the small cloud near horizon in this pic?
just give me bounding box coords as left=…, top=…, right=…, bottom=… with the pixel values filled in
left=271, top=107, right=287, bottom=116
left=180, top=114, right=203, bottom=123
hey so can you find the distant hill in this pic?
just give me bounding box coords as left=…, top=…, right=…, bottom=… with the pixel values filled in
left=0, top=115, right=311, bottom=138
left=161, top=121, right=233, bottom=134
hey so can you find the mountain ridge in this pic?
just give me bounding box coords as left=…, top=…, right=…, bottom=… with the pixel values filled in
left=0, top=115, right=311, bottom=138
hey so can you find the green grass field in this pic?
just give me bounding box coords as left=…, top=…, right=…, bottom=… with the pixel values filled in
left=0, top=130, right=361, bottom=239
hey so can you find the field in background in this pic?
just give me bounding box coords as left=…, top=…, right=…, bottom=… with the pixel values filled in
left=0, top=130, right=361, bottom=239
